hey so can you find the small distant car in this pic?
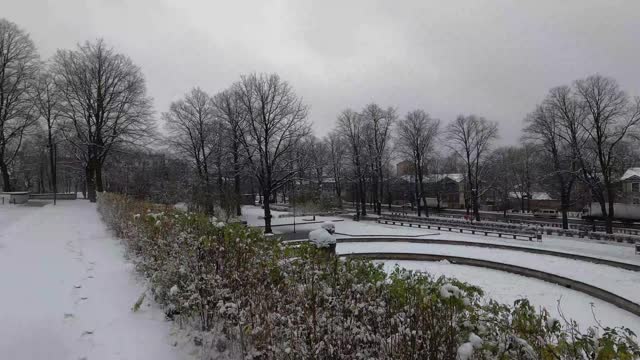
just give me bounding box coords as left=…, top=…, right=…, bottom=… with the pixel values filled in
left=533, top=209, right=559, bottom=219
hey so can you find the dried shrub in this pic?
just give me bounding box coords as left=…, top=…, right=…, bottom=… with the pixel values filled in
left=98, top=193, right=640, bottom=359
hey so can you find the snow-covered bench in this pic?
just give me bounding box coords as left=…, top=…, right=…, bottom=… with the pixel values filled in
left=0, top=192, right=30, bottom=205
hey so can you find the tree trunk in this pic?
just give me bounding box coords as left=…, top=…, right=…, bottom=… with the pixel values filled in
left=359, top=177, right=367, bottom=216
left=263, top=187, right=273, bottom=233
left=48, top=133, right=57, bottom=200
left=473, top=190, right=480, bottom=221
left=86, top=164, right=97, bottom=203
left=335, top=182, right=343, bottom=209
left=377, top=160, right=383, bottom=215
left=414, top=171, right=421, bottom=217
left=95, top=163, right=104, bottom=193
left=606, top=189, right=615, bottom=234
left=233, top=149, right=242, bottom=216
left=596, top=196, right=608, bottom=232
left=0, top=160, right=12, bottom=192
left=560, top=191, right=569, bottom=230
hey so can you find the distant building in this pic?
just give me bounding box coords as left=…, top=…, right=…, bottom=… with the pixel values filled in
left=620, top=168, right=640, bottom=205
left=424, top=173, right=466, bottom=209
left=508, top=191, right=560, bottom=211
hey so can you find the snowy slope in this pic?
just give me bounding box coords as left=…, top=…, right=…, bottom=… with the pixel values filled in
left=338, top=242, right=640, bottom=302
left=380, top=260, right=640, bottom=335
left=0, top=201, right=193, bottom=360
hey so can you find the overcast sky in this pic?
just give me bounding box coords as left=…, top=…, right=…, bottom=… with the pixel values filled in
left=3, top=0, right=640, bottom=143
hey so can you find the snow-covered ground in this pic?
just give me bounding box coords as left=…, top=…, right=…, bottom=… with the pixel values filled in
left=257, top=211, right=640, bottom=265
left=380, top=260, right=640, bottom=335
left=246, top=206, right=640, bottom=333
left=338, top=242, right=640, bottom=302
left=0, top=203, right=34, bottom=230
left=0, top=201, right=193, bottom=360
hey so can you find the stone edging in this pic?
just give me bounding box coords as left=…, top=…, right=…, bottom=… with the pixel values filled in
left=340, top=252, right=640, bottom=317
left=336, top=237, right=640, bottom=272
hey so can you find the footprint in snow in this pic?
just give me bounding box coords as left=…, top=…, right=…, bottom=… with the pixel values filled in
left=80, top=297, right=88, bottom=301
left=74, top=285, right=82, bottom=289
left=81, top=330, right=94, bottom=336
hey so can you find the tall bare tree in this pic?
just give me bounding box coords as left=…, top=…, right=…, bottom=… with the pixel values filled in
left=361, top=103, right=395, bottom=215
left=34, top=68, right=60, bottom=198
left=164, top=87, right=217, bottom=212
left=52, top=39, right=153, bottom=202
left=212, top=88, right=246, bottom=216
left=574, top=75, right=640, bottom=233
left=325, top=130, right=346, bottom=208
left=0, top=19, right=39, bottom=191
left=396, top=109, right=440, bottom=217
left=337, top=109, right=367, bottom=219
left=234, top=73, right=310, bottom=233
left=524, top=87, right=583, bottom=229
left=446, top=115, right=498, bottom=221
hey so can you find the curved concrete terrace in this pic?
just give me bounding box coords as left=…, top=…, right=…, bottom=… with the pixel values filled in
left=337, top=237, right=640, bottom=271
left=337, top=241, right=640, bottom=304
left=341, top=252, right=640, bottom=317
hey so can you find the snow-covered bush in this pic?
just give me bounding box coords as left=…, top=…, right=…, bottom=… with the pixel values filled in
left=98, top=193, right=640, bottom=360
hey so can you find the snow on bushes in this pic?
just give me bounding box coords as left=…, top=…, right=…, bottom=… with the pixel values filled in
left=98, top=193, right=640, bottom=359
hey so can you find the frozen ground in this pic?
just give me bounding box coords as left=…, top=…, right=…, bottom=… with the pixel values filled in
left=380, top=260, right=640, bottom=335
left=338, top=241, right=640, bottom=302
left=0, top=201, right=193, bottom=360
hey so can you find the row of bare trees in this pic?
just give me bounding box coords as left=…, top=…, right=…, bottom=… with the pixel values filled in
left=524, top=75, right=640, bottom=232
left=164, top=74, right=310, bottom=233
left=3, top=18, right=639, bottom=234
left=323, top=76, right=639, bottom=233
left=0, top=18, right=153, bottom=202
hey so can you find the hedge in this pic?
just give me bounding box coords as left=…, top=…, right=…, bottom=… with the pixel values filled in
left=97, top=193, right=640, bottom=359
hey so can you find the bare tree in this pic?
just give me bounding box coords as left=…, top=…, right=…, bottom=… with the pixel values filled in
left=574, top=75, right=640, bottom=233
left=234, top=73, right=310, bottom=233
left=446, top=115, right=498, bottom=221
left=52, top=39, right=153, bottom=202
left=325, top=131, right=346, bottom=208
left=0, top=19, right=40, bottom=191
left=361, top=103, right=395, bottom=215
left=337, top=109, right=367, bottom=219
left=524, top=87, right=583, bottom=229
left=34, top=68, right=61, bottom=199
left=396, top=109, right=440, bottom=217
left=163, top=87, right=217, bottom=212
left=212, top=88, right=247, bottom=216
left=303, top=135, right=328, bottom=198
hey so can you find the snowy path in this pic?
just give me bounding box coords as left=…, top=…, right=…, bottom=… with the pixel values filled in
left=379, top=260, right=640, bottom=334
left=0, top=201, right=190, bottom=360
left=337, top=242, right=640, bottom=303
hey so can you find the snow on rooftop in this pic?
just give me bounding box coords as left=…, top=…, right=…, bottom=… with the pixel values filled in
left=621, top=168, right=640, bottom=181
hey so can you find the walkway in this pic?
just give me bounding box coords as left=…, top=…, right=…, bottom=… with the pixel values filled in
left=0, top=201, right=190, bottom=360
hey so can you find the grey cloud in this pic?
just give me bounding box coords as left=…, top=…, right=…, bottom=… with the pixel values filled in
left=2, top=0, right=639, bottom=143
